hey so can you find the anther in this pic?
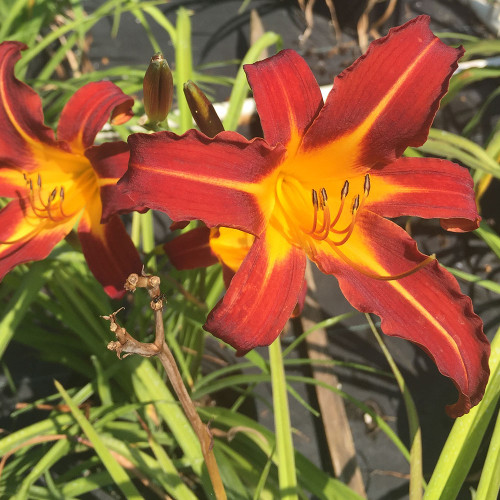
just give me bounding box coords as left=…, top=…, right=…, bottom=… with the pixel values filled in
left=29, top=179, right=33, bottom=191
left=60, top=187, right=65, bottom=199
left=312, top=189, right=318, bottom=210
left=49, top=188, right=57, bottom=201
left=341, top=180, right=349, bottom=199
left=352, top=195, right=360, bottom=214
left=37, top=173, right=42, bottom=188
left=321, top=187, right=328, bottom=204
left=364, top=174, right=370, bottom=196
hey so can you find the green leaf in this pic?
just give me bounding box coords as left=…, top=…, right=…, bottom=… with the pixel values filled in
left=445, top=266, right=500, bottom=294
left=417, top=129, right=500, bottom=177
left=223, top=31, right=282, bottom=131
left=424, top=327, right=500, bottom=500
left=366, top=314, right=424, bottom=499
left=175, top=7, right=193, bottom=133
left=475, top=222, right=500, bottom=260
left=475, top=411, right=500, bottom=500
left=199, top=406, right=363, bottom=500
left=54, top=380, right=143, bottom=500
left=269, top=338, right=298, bottom=499
left=0, top=261, right=52, bottom=359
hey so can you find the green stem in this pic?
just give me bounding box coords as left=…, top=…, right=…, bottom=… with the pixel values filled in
left=269, top=336, right=298, bottom=499
left=141, top=210, right=156, bottom=271
left=175, top=7, right=193, bottom=133
left=131, top=211, right=141, bottom=247
left=365, top=314, right=424, bottom=499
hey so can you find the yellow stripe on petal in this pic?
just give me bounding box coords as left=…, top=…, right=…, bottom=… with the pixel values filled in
left=348, top=39, right=438, bottom=146
left=132, top=161, right=270, bottom=196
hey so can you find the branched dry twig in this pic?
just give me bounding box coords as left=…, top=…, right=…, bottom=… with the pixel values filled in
left=102, top=270, right=227, bottom=500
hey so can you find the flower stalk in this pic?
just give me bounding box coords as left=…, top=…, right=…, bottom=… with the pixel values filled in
left=103, top=272, right=227, bottom=500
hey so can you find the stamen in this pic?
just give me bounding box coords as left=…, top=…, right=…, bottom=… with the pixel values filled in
left=21, top=173, right=79, bottom=222
left=328, top=180, right=349, bottom=229
left=315, top=188, right=330, bottom=240
left=330, top=217, right=356, bottom=246
left=341, top=180, right=349, bottom=199
left=352, top=194, right=360, bottom=213
left=46, top=189, right=57, bottom=221
left=309, top=187, right=331, bottom=240
left=327, top=240, right=436, bottom=281
left=58, top=186, right=73, bottom=219
left=309, top=189, right=319, bottom=234
left=364, top=174, right=370, bottom=196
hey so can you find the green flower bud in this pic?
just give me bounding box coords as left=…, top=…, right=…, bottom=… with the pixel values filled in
left=183, top=80, right=224, bottom=137
left=143, top=52, right=173, bottom=124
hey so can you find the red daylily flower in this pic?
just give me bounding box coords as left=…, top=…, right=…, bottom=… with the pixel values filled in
left=0, top=41, right=142, bottom=298
left=164, top=225, right=252, bottom=284
left=120, top=16, right=490, bottom=416
left=164, top=225, right=307, bottom=315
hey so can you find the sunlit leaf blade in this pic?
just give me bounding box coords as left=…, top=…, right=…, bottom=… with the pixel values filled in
left=54, top=380, right=143, bottom=500
left=223, top=31, right=282, bottom=131
left=475, top=222, right=500, bottom=260
left=424, top=327, right=500, bottom=500
left=0, top=261, right=52, bottom=358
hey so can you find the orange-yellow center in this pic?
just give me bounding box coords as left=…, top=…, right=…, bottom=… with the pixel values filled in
left=0, top=145, right=97, bottom=246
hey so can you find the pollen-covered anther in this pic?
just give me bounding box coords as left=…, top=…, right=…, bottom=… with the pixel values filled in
left=309, top=179, right=356, bottom=243
left=308, top=187, right=331, bottom=239
left=352, top=194, right=360, bottom=214
left=363, top=174, right=371, bottom=197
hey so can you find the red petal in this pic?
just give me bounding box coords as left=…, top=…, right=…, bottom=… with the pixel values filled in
left=86, top=141, right=146, bottom=222
left=57, top=81, right=133, bottom=152
left=78, top=199, right=142, bottom=299
left=0, top=42, right=57, bottom=172
left=164, top=226, right=218, bottom=270
left=291, top=279, right=307, bottom=318
left=244, top=49, right=323, bottom=152
left=204, top=225, right=307, bottom=353
left=301, top=16, right=463, bottom=168
left=366, top=157, right=480, bottom=231
left=313, top=211, right=490, bottom=417
left=0, top=200, right=73, bottom=280
left=122, top=129, right=285, bottom=235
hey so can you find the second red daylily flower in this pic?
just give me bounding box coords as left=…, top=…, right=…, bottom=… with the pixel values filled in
left=0, top=41, right=142, bottom=298
left=119, top=16, right=490, bottom=416
left=163, top=225, right=307, bottom=315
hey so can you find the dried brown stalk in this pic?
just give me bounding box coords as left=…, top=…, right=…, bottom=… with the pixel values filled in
left=102, top=271, right=227, bottom=500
